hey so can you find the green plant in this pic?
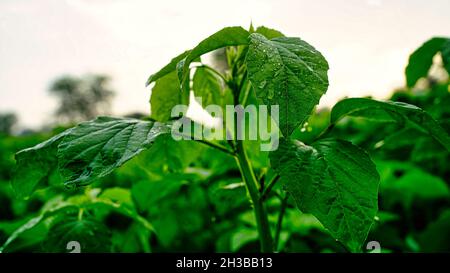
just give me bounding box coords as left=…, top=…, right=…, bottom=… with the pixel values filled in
left=5, top=26, right=450, bottom=253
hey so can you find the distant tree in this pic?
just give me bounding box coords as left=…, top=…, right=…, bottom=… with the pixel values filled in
left=49, top=74, right=115, bottom=123
left=0, top=113, right=18, bottom=135
left=123, top=112, right=147, bottom=120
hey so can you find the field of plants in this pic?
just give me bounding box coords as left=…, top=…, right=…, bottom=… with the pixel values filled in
left=0, top=26, right=449, bottom=253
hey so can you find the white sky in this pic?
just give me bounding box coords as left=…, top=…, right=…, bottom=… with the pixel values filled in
left=1, top=0, right=450, bottom=129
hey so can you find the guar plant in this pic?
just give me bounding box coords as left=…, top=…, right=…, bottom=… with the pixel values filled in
left=7, top=26, right=450, bottom=253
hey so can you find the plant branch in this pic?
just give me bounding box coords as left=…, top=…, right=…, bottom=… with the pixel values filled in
left=197, top=64, right=228, bottom=83
left=172, top=130, right=235, bottom=156
left=316, top=123, right=335, bottom=140
left=274, top=194, right=289, bottom=252
left=261, top=175, right=280, bottom=201
left=240, top=80, right=252, bottom=106
left=196, top=139, right=236, bottom=156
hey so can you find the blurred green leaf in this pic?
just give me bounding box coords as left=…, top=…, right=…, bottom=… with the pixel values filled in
left=131, top=175, right=186, bottom=212
left=442, top=39, right=450, bottom=73
left=418, top=210, right=450, bottom=252
left=376, top=161, right=449, bottom=208
left=405, top=37, right=449, bottom=87
left=99, top=187, right=133, bottom=207
left=0, top=204, right=77, bottom=252
left=42, top=214, right=112, bottom=253
left=137, top=135, right=204, bottom=174
left=331, top=98, right=450, bottom=151
left=230, top=228, right=258, bottom=252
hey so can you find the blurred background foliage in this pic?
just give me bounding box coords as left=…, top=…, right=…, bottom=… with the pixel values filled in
left=0, top=40, right=449, bottom=253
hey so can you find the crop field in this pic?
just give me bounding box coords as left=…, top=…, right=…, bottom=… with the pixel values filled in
left=0, top=21, right=449, bottom=255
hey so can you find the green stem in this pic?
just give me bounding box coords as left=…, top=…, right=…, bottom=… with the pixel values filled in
left=78, top=208, right=84, bottom=221
left=235, top=140, right=273, bottom=252
left=227, top=48, right=272, bottom=252
left=274, top=194, right=289, bottom=252
left=196, top=139, right=235, bottom=156
left=173, top=130, right=235, bottom=156
left=240, top=80, right=251, bottom=106
left=261, top=175, right=280, bottom=201
left=316, top=123, right=335, bottom=140
left=197, top=64, right=228, bottom=83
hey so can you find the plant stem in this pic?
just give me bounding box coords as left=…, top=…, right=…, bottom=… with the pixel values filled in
left=197, top=64, right=228, bottom=83
left=196, top=139, right=235, bottom=156
left=316, top=123, right=335, bottom=140
left=274, top=194, right=289, bottom=252
left=235, top=140, right=273, bottom=252
left=227, top=47, right=273, bottom=252
left=173, top=130, right=235, bottom=156
left=261, top=175, right=280, bottom=201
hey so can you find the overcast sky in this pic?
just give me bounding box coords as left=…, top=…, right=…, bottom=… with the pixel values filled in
left=1, top=0, right=450, bottom=129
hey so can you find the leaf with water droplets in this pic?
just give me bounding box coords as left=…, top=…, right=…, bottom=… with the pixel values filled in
left=57, top=116, right=171, bottom=187
left=254, top=26, right=284, bottom=39
left=331, top=98, right=450, bottom=151
left=246, top=33, right=329, bottom=137
left=270, top=138, right=379, bottom=252
left=146, top=50, right=190, bottom=86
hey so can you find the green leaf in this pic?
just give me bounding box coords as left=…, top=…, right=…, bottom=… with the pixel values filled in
left=330, top=98, right=450, bottom=151
left=207, top=179, right=249, bottom=216
left=405, top=37, right=449, bottom=87
left=179, top=26, right=250, bottom=82
left=193, top=66, right=225, bottom=107
left=57, top=116, right=170, bottom=187
left=418, top=209, right=450, bottom=252
left=86, top=199, right=155, bottom=233
left=138, top=134, right=205, bottom=174
left=270, top=138, right=379, bottom=252
left=0, top=204, right=77, bottom=252
left=376, top=160, right=449, bottom=208
left=246, top=33, right=329, bottom=136
left=131, top=175, right=186, bottom=212
left=441, top=39, right=450, bottom=74
left=12, top=130, right=71, bottom=199
left=150, top=71, right=182, bottom=122
left=42, top=215, right=112, bottom=253
left=176, top=57, right=191, bottom=102
left=255, top=26, right=284, bottom=39
left=99, top=187, right=133, bottom=207
left=146, top=50, right=190, bottom=86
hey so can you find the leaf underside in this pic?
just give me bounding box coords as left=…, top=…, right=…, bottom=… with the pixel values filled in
left=331, top=98, right=450, bottom=151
